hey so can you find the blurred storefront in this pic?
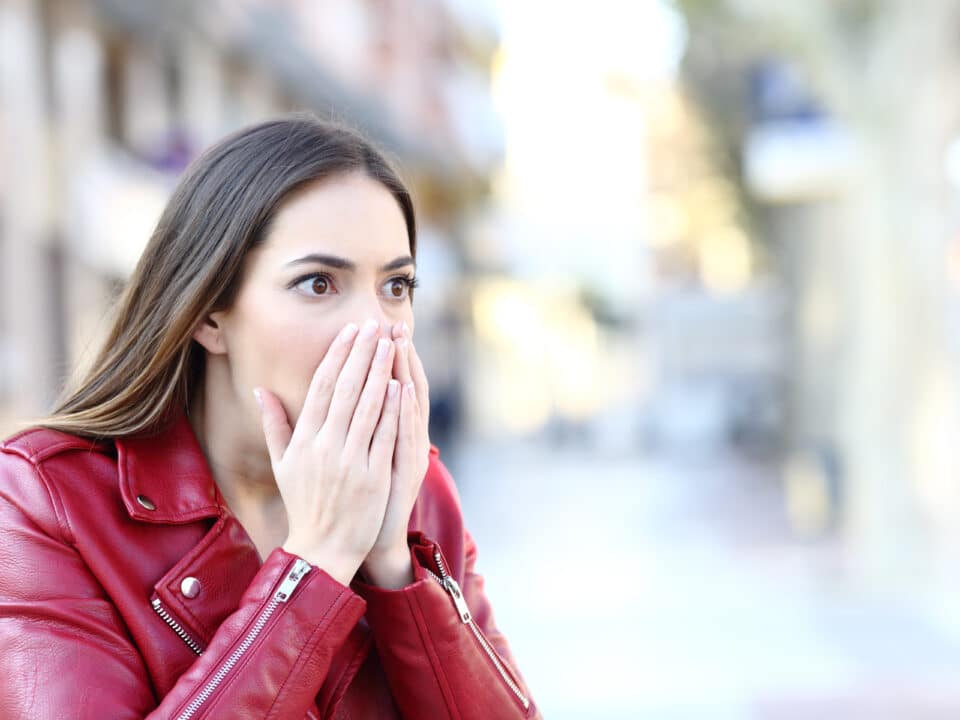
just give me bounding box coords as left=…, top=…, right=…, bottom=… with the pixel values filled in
left=0, top=0, right=502, bottom=435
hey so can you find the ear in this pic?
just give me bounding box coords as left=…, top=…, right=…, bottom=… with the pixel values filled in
left=191, top=311, right=229, bottom=355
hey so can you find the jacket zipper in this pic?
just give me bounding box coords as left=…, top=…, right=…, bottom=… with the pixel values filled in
left=152, top=598, right=204, bottom=656
left=427, top=550, right=530, bottom=711
left=175, top=558, right=312, bottom=720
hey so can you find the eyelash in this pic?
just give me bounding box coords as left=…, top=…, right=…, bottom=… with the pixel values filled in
left=288, top=272, right=419, bottom=299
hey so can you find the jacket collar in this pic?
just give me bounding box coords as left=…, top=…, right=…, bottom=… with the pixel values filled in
left=116, top=412, right=223, bottom=524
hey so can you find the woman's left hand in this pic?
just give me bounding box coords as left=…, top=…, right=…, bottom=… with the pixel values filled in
left=360, top=321, right=431, bottom=588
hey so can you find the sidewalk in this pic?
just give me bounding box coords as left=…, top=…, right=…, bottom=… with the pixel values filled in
left=445, top=438, right=960, bottom=719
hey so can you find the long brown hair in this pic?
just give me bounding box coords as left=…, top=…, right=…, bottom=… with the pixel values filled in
left=42, top=115, right=416, bottom=438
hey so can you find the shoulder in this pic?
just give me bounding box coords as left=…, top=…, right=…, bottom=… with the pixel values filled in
left=1, top=425, right=107, bottom=463
left=0, top=426, right=113, bottom=544
left=421, top=443, right=462, bottom=512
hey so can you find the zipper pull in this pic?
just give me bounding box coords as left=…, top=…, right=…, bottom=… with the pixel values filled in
left=442, top=574, right=472, bottom=623
left=432, top=548, right=471, bottom=623
left=274, top=558, right=312, bottom=602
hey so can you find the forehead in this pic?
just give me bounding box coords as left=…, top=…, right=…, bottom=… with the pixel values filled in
left=261, top=171, right=410, bottom=262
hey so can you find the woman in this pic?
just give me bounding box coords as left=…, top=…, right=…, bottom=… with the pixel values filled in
left=0, top=116, right=539, bottom=719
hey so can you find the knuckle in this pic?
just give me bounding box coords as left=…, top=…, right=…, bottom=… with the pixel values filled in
left=351, top=467, right=374, bottom=489
left=311, top=357, right=335, bottom=382
left=334, top=376, right=361, bottom=397
left=336, top=456, right=355, bottom=479
left=354, top=399, right=380, bottom=425
left=311, top=431, right=335, bottom=458
left=314, top=374, right=336, bottom=398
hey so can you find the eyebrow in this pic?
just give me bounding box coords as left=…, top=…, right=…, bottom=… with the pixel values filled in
left=284, top=253, right=415, bottom=273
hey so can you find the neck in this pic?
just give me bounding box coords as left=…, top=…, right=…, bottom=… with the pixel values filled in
left=188, top=361, right=278, bottom=507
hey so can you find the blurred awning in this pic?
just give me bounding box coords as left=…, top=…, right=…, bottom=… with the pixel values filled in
left=90, top=0, right=464, bottom=182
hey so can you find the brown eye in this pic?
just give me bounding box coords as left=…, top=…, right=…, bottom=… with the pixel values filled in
left=292, top=273, right=336, bottom=297
left=384, top=276, right=416, bottom=301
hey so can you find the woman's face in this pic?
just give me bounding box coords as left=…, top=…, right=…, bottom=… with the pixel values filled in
left=207, top=171, right=415, bottom=428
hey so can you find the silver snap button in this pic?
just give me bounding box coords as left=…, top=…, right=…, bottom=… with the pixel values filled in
left=136, top=495, right=156, bottom=511
left=180, top=577, right=201, bottom=599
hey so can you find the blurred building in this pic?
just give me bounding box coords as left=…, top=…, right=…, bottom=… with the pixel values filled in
left=0, top=0, right=502, bottom=434
left=679, top=0, right=960, bottom=578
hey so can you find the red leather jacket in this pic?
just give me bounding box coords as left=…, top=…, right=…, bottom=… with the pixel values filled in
left=0, top=413, right=539, bottom=719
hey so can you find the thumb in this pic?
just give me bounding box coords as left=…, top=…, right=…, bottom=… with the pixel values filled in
left=253, top=387, right=292, bottom=467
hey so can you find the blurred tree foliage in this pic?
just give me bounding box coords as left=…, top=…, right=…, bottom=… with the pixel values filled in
left=667, top=0, right=889, bottom=246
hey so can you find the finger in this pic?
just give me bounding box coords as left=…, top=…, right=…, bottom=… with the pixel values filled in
left=369, top=379, right=401, bottom=474
left=391, top=335, right=412, bottom=385
left=322, top=318, right=383, bottom=444
left=406, top=340, right=431, bottom=427
left=393, top=382, right=418, bottom=477
left=255, top=387, right=292, bottom=468
left=292, top=321, right=360, bottom=442
left=343, top=338, right=395, bottom=456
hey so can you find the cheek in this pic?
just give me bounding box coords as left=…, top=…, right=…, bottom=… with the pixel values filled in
left=275, top=324, right=340, bottom=422
left=232, top=307, right=340, bottom=422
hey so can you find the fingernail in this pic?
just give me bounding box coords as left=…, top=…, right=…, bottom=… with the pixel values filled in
left=339, top=322, right=359, bottom=343
left=360, top=318, right=379, bottom=339
left=375, top=337, right=390, bottom=360
left=397, top=338, right=408, bottom=352
left=388, top=379, right=400, bottom=398
left=401, top=320, right=410, bottom=337
left=252, top=388, right=263, bottom=410
left=405, top=382, right=415, bottom=398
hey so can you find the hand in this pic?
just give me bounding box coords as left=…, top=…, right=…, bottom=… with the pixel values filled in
left=361, top=321, right=431, bottom=588
left=255, top=318, right=402, bottom=586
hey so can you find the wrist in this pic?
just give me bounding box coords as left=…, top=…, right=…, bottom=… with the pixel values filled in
left=362, top=545, right=414, bottom=589
left=282, top=541, right=359, bottom=587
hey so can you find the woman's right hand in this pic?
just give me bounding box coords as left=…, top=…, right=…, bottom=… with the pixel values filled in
left=253, top=318, right=402, bottom=586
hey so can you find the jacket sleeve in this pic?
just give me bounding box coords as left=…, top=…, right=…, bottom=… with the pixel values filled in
left=353, top=529, right=541, bottom=720
left=0, top=453, right=366, bottom=720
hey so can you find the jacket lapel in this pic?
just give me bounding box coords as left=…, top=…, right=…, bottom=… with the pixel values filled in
left=116, top=413, right=261, bottom=650
left=116, top=413, right=222, bottom=524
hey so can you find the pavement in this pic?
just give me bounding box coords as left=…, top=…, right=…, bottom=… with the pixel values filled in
left=442, top=437, right=960, bottom=720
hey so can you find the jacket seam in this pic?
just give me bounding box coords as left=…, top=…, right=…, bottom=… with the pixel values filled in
left=168, top=559, right=298, bottom=719
left=263, top=580, right=352, bottom=718
left=407, top=586, right=461, bottom=720
left=193, top=571, right=349, bottom=719
left=0, top=447, right=75, bottom=545
left=323, top=628, right=373, bottom=717
left=3, top=432, right=99, bottom=462
left=171, top=601, right=278, bottom=717
left=33, top=460, right=76, bottom=545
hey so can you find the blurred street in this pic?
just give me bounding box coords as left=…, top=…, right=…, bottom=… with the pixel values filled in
left=452, top=438, right=960, bottom=719
left=8, top=0, right=960, bottom=716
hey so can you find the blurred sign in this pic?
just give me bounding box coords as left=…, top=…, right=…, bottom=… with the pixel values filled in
left=744, top=119, right=856, bottom=203
left=744, top=59, right=857, bottom=203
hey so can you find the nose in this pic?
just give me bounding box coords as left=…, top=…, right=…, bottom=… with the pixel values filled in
left=352, top=301, right=397, bottom=339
